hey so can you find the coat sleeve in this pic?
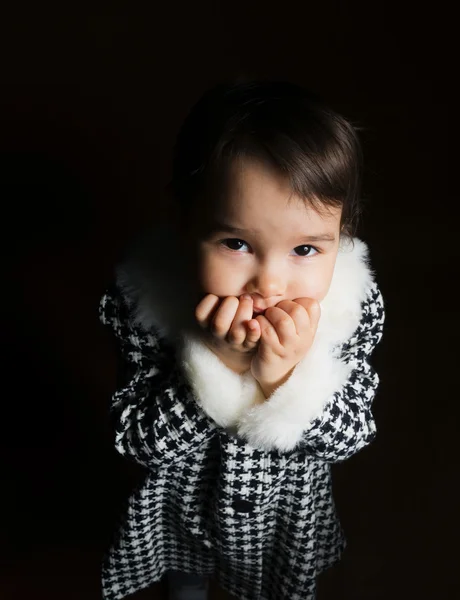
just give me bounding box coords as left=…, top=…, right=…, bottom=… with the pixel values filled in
left=99, top=284, right=215, bottom=468
left=237, top=282, right=385, bottom=460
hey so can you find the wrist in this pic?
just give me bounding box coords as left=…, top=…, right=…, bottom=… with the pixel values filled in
left=202, top=339, right=253, bottom=375
left=257, top=366, right=296, bottom=399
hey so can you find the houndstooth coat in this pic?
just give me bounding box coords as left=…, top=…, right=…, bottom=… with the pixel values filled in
left=99, top=228, right=385, bottom=600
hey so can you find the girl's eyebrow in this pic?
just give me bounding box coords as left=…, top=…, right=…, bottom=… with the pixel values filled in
left=211, top=221, right=257, bottom=235
left=211, top=221, right=337, bottom=243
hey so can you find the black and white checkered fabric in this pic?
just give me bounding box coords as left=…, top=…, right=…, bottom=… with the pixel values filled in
left=99, top=281, right=384, bottom=600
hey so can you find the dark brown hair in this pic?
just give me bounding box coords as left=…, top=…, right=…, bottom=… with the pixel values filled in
left=172, top=81, right=363, bottom=236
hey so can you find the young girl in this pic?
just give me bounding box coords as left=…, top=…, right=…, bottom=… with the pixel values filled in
left=99, top=81, right=385, bottom=600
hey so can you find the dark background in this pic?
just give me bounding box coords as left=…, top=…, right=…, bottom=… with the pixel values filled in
left=1, top=2, right=456, bottom=599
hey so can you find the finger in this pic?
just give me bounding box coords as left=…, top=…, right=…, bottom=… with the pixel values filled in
left=243, top=318, right=261, bottom=349
left=210, top=296, right=239, bottom=339
left=195, top=294, right=221, bottom=328
left=263, top=306, right=297, bottom=346
left=292, top=297, right=321, bottom=330
left=275, top=300, right=310, bottom=335
left=256, top=313, right=282, bottom=349
left=227, top=295, right=253, bottom=345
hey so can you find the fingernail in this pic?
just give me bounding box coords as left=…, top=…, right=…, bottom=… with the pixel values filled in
left=241, top=294, right=252, bottom=301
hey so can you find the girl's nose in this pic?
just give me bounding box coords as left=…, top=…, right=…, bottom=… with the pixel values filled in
left=246, top=264, right=286, bottom=299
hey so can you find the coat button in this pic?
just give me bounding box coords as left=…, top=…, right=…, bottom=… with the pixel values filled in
left=232, top=499, right=254, bottom=513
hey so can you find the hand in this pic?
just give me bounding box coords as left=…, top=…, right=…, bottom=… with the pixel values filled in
left=195, top=294, right=262, bottom=373
left=251, top=298, right=321, bottom=397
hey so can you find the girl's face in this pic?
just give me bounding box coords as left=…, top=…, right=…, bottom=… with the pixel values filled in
left=183, top=159, right=342, bottom=314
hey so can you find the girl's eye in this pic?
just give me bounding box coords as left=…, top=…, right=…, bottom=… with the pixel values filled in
left=222, top=238, right=249, bottom=252
left=292, top=245, right=318, bottom=257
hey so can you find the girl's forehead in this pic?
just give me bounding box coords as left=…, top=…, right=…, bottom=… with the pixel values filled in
left=185, top=157, right=342, bottom=242
left=206, top=160, right=342, bottom=229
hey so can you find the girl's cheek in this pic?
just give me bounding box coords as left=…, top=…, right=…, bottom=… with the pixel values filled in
left=294, top=282, right=324, bottom=302
left=293, top=262, right=336, bottom=302
left=199, top=254, right=245, bottom=296
left=198, top=255, right=225, bottom=294
left=312, top=263, right=338, bottom=301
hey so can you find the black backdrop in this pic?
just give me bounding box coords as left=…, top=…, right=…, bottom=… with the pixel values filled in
left=1, top=2, right=456, bottom=599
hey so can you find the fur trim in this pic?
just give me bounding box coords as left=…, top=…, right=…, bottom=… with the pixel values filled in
left=116, top=228, right=375, bottom=450
left=237, top=338, right=353, bottom=451
left=317, top=237, right=374, bottom=345
left=181, top=333, right=265, bottom=430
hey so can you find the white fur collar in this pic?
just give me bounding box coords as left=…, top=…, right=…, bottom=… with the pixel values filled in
left=117, top=226, right=375, bottom=451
